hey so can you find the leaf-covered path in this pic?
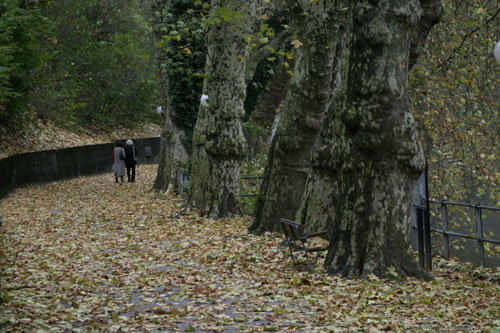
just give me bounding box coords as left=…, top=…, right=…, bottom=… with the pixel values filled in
left=0, top=165, right=499, bottom=332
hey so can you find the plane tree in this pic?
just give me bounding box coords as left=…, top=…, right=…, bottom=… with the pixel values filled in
left=297, top=0, right=443, bottom=278
left=249, top=0, right=353, bottom=234
left=189, top=0, right=290, bottom=217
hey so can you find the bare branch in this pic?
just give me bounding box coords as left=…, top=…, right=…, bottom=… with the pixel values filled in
left=436, top=5, right=500, bottom=69
left=409, top=0, right=444, bottom=70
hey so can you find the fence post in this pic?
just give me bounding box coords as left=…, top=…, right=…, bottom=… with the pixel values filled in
left=424, top=208, right=432, bottom=270
left=416, top=207, right=425, bottom=268
left=424, top=161, right=432, bottom=270
left=475, top=204, right=485, bottom=267
left=178, top=170, right=184, bottom=196
left=441, top=202, right=450, bottom=259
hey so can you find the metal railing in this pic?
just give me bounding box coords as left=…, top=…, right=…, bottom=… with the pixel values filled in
left=176, top=171, right=262, bottom=198
left=428, top=200, right=500, bottom=267
left=414, top=203, right=432, bottom=270
left=240, top=176, right=262, bottom=197
left=177, top=169, right=189, bottom=196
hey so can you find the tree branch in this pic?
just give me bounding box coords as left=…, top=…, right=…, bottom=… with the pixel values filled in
left=409, top=0, right=444, bottom=70
left=437, top=5, right=500, bottom=69
left=245, top=27, right=294, bottom=83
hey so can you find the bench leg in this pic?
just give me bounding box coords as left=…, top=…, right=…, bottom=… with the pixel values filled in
left=303, top=250, right=324, bottom=269
left=288, top=243, right=297, bottom=265
left=314, top=251, right=321, bottom=265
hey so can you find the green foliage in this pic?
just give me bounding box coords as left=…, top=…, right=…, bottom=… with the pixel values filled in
left=244, top=10, right=289, bottom=121
left=0, top=0, right=49, bottom=125
left=240, top=153, right=267, bottom=215
left=410, top=0, right=500, bottom=206
left=157, top=0, right=209, bottom=154
left=214, top=6, right=244, bottom=23
left=242, top=121, right=267, bottom=136
left=155, top=2, right=290, bottom=152
left=31, top=0, right=158, bottom=129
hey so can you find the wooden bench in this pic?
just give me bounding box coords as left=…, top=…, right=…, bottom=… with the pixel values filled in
left=280, top=218, right=330, bottom=266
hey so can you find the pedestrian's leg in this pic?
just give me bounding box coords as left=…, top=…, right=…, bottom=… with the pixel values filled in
left=131, top=165, right=136, bottom=182
left=115, top=176, right=118, bottom=183
left=127, top=167, right=131, bottom=182
left=120, top=176, right=124, bottom=182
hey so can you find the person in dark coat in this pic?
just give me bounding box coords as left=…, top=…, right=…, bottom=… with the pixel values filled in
left=113, top=143, right=126, bottom=183
left=124, top=139, right=137, bottom=182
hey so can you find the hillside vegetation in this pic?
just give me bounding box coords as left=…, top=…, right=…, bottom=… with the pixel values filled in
left=0, top=0, right=158, bottom=130
left=0, top=121, right=160, bottom=159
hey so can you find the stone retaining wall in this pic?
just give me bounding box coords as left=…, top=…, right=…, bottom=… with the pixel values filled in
left=0, top=137, right=160, bottom=199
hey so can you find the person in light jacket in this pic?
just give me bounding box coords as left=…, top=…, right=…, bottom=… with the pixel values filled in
left=113, top=143, right=126, bottom=183
left=124, top=139, right=137, bottom=182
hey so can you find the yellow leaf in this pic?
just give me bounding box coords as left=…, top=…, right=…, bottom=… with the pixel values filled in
left=290, top=40, right=303, bottom=48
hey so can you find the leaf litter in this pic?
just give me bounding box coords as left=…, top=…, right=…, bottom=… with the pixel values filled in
left=0, top=165, right=498, bottom=332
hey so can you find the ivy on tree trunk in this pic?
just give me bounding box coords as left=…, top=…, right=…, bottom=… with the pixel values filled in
left=150, top=0, right=187, bottom=194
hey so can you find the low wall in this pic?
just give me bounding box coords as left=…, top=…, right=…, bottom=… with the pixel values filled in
left=0, top=137, right=160, bottom=199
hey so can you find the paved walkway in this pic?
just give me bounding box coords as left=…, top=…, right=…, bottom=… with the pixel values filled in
left=0, top=165, right=499, bottom=331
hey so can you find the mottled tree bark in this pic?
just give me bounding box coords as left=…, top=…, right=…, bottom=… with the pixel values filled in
left=154, top=112, right=187, bottom=194
left=150, top=0, right=187, bottom=194
left=246, top=61, right=291, bottom=156
left=248, top=0, right=351, bottom=234
left=409, top=0, right=444, bottom=69
left=188, top=0, right=253, bottom=217
left=299, top=0, right=442, bottom=278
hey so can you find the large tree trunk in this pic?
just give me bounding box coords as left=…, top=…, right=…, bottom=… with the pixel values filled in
left=246, top=61, right=291, bottom=156
left=154, top=112, right=187, bottom=194
left=299, top=0, right=442, bottom=279
left=188, top=0, right=252, bottom=218
left=150, top=0, right=187, bottom=194
left=248, top=0, right=350, bottom=234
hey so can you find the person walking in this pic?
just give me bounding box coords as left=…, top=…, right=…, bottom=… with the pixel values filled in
left=124, top=139, right=137, bottom=182
left=113, top=143, right=126, bottom=183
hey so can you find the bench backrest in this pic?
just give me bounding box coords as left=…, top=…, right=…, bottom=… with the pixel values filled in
left=280, top=218, right=305, bottom=242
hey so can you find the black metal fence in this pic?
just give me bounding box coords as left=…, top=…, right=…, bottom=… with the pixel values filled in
left=240, top=176, right=262, bottom=197
left=412, top=164, right=500, bottom=269
left=428, top=200, right=500, bottom=267
left=177, top=169, right=190, bottom=196
left=176, top=170, right=263, bottom=199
